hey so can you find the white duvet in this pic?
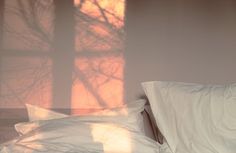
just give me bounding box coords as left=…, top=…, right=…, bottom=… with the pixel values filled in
left=0, top=116, right=171, bottom=153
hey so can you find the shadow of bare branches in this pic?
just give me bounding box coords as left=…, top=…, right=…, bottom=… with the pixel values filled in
left=0, top=0, right=125, bottom=111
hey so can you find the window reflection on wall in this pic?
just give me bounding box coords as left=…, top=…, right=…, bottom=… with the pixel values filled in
left=0, top=0, right=125, bottom=114
left=73, top=0, right=125, bottom=113
left=1, top=0, right=54, bottom=108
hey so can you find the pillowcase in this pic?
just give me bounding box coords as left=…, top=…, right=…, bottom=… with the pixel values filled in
left=25, top=99, right=146, bottom=133
left=142, top=81, right=236, bottom=153
left=143, top=105, right=164, bottom=144
left=10, top=116, right=162, bottom=153
left=25, top=103, right=68, bottom=121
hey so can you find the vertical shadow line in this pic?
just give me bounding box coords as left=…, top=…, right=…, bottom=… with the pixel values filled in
left=0, top=0, right=5, bottom=99
left=52, top=0, right=75, bottom=113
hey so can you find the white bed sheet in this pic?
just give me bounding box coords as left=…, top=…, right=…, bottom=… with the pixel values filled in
left=0, top=116, right=168, bottom=153
left=0, top=140, right=172, bottom=153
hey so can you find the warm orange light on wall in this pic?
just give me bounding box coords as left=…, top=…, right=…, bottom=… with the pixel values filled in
left=0, top=0, right=125, bottom=113
left=72, top=0, right=125, bottom=114
left=72, top=57, right=124, bottom=111
left=74, top=0, right=125, bottom=28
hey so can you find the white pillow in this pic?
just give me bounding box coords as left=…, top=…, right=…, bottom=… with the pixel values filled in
left=25, top=100, right=146, bottom=133
left=25, top=104, right=68, bottom=121
left=10, top=116, right=162, bottom=153
left=142, top=81, right=236, bottom=153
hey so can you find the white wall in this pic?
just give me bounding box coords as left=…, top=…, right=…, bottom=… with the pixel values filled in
left=124, top=0, right=236, bottom=101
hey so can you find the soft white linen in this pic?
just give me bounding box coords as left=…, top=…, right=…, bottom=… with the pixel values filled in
left=25, top=103, right=68, bottom=121
left=159, top=141, right=173, bottom=153
left=26, top=99, right=146, bottom=121
left=0, top=116, right=162, bottom=153
left=142, top=81, right=236, bottom=153
left=25, top=99, right=146, bottom=133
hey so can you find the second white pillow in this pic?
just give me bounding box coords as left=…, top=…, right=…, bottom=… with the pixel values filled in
left=25, top=99, right=146, bottom=134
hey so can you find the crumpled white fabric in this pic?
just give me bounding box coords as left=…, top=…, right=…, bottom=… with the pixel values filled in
left=25, top=99, right=146, bottom=134
left=0, top=116, right=162, bottom=153
left=142, top=81, right=236, bottom=153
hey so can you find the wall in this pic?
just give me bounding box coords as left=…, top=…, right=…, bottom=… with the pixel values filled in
left=0, top=0, right=126, bottom=142
left=0, top=0, right=125, bottom=110
left=124, top=0, right=236, bottom=101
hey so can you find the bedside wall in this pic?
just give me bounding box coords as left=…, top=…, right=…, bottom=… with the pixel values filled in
left=124, top=0, right=236, bottom=101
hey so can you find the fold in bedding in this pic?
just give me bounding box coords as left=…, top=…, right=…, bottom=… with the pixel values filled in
left=0, top=116, right=170, bottom=153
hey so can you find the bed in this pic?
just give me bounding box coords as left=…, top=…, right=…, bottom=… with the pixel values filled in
left=1, top=81, right=236, bottom=153
left=0, top=99, right=170, bottom=153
